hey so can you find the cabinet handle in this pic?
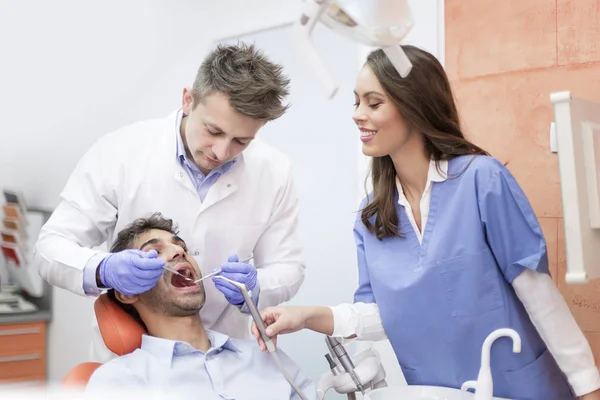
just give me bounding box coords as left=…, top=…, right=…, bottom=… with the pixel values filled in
left=0, top=328, right=40, bottom=336
left=0, top=354, right=40, bottom=363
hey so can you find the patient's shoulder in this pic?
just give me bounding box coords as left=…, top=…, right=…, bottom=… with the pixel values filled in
left=87, top=350, right=147, bottom=387
left=229, top=338, right=275, bottom=355
left=230, top=339, right=300, bottom=368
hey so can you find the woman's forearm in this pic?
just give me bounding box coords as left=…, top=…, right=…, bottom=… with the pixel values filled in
left=303, top=306, right=335, bottom=335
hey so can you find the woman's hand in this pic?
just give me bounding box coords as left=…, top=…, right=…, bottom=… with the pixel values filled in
left=582, top=389, right=600, bottom=400
left=251, top=306, right=308, bottom=352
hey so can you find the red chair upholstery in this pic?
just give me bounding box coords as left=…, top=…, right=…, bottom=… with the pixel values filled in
left=61, top=293, right=146, bottom=386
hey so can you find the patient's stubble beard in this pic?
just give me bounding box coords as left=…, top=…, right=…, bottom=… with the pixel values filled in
left=141, top=269, right=206, bottom=317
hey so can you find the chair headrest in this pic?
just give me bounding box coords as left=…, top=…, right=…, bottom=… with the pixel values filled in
left=94, top=293, right=146, bottom=356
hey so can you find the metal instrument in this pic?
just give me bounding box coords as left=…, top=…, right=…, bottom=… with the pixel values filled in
left=213, top=275, right=308, bottom=400
left=193, top=255, right=253, bottom=283
left=326, top=336, right=366, bottom=395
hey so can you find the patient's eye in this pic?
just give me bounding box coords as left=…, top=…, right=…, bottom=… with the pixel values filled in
left=149, top=245, right=163, bottom=254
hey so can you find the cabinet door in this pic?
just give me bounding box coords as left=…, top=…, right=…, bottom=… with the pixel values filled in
left=551, top=91, right=600, bottom=284
left=0, top=322, right=46, bottom=384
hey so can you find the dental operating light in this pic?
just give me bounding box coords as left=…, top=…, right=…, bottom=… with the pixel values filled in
left=294, top=0, right=414, bottom=98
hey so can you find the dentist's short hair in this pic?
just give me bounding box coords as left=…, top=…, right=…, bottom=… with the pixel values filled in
left=192, top=42, right=291, bottom=121
left=110, top=212, right=179, bottom=253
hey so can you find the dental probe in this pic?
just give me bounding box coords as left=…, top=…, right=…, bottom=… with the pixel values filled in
left=213, top=275, right=309, bottom=400
left=163, top=266, right=192, bottom=280
left=193, top=255, right=253, bottom=283
left=163, top=255, right=254, bottom=283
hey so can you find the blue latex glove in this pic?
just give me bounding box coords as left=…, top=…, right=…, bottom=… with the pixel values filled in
left=99, top=249, right=165, bottom=296
left=213, top=254, right=258, bottom=305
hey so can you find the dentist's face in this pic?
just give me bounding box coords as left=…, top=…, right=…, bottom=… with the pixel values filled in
left=181, top=90, right=264, bottom=174
left=133, top=229, right=205, bottom=317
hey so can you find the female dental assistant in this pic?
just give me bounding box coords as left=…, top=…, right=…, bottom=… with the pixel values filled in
left=254, top=45, right=600, bottom=400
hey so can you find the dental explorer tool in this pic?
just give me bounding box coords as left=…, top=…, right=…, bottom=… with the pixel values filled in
left=192, top=255, right=253, bottom=284
left=213, top=275, right=308, bottom=400
left=163, top=266, right=193, bottom=281
left=326, top=336, right=366, bottom=395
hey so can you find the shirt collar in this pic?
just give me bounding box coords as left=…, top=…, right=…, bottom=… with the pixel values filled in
left=175, top=108, right=187, bottom=163
left=174, top=108, right=237, bottom=176
left=396, top=159, right=448, bottom=206
left=140, top=329, right=241, bottom=369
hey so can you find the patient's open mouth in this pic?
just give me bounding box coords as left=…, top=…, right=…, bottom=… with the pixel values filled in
left=170, top=263, right=198, bottom=289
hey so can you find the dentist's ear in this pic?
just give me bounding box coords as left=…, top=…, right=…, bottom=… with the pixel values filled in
left=181, top=87, right=194, bottom=115
left=115, top=291, right=139, bottom=305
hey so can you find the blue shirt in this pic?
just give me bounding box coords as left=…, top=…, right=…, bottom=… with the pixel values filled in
left=86, top=330, right=316, bottom=400
left=174, top=109, right=236, bottom=202
left=354, top=155, right=575, bottom=400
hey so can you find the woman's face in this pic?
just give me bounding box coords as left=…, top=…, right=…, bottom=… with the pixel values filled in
left=352, top=65, right=413, bottom=158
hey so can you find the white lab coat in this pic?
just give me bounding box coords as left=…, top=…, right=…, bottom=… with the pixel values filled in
left=34, top=110, right=306, bottom=362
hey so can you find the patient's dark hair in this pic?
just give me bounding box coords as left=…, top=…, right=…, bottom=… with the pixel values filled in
left=106, top=213, right=179, bottom=331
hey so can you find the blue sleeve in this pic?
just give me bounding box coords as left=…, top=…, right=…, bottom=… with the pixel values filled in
left=85, top=358, right=145, bottom=393
left=478, top=166, right=550, bottom=282
left=353, top=221, right=376, bottom=303
left=275, top=350, right=317, bottom=400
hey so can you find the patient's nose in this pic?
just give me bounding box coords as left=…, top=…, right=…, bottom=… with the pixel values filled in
left=165, top=244, right=185, bottom=262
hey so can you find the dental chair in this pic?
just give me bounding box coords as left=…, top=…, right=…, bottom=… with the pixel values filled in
left=61, top=293, right=146, bottom=386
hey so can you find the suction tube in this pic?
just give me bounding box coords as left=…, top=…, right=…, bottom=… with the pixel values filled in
left=213, top=276, right=309, bottom=400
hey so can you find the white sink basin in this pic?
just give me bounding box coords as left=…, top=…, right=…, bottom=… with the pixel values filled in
left=364, top=386, right=510, bottom=400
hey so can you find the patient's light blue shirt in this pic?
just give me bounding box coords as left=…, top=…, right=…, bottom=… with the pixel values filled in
left=86, top=330, right=316, bottom=400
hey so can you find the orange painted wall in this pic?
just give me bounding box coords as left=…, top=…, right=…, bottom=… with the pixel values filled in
left=445, top=0, right=600, bottom=358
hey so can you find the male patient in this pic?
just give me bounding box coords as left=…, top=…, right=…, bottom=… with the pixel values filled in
left=85, top=213, right=315, bottom=399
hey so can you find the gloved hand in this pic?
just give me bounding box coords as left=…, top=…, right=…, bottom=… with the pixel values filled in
left=213, top=254, right=258, bottom=305
left=99, top=249, right=165, bottom=296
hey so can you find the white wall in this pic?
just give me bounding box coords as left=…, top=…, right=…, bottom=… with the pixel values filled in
left=0, top=0, right=444, bottom=395
left=0, top=0, right=304, bottom=212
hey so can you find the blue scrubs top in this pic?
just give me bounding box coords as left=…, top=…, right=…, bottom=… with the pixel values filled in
left=354, top=155, right=575, bottom=400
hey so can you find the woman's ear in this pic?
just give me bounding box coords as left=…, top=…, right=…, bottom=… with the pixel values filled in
left=115, top=291, right=139, bottom=305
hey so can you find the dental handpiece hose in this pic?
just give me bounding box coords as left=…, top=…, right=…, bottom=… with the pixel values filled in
left=326, top=336, right=366, bottom=395
left=213, top=276, right=308, bottom=400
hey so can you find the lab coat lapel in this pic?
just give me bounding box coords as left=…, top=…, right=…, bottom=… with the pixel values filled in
left=197, top=156, right=244, bottom=214
left=173, top=165, right=198, bottom=196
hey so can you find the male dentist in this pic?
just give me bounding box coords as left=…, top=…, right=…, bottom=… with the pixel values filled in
left=34, top=42, right=306, bottom=362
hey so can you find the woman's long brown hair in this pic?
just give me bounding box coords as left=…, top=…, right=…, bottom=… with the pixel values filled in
left=361, top=45, right=489, bottom=240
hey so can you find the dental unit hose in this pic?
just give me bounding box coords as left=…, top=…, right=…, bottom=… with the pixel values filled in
left=326, top=336, right=366, bottom=395
left=213, top=276, right=309, bottom=400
